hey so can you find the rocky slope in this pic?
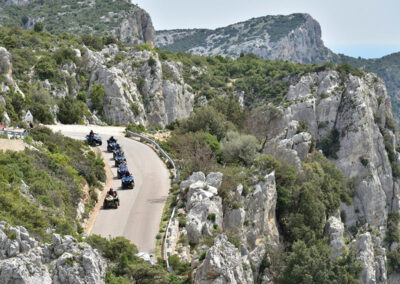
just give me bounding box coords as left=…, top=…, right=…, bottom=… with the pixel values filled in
left=0, top=32, right=194, bottom=127
left=260, top=70, right=399, bottom=283
left=156, top=13, right=335, bottom=64
left=0, top=222, right=106, bottom=283
left=0, top=0, right=155, bottom=46
left=164, top=70, right=400, bottom=283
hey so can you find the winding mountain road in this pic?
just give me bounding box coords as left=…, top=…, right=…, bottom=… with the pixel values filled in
left=48, top=125, right=170, bottom=255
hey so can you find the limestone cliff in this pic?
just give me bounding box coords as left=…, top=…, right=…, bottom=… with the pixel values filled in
left=156, top=13, right=335, bottom=64
left=0, top=222, right=106, bottom=283
left=258, top=70, right=398, bottom=284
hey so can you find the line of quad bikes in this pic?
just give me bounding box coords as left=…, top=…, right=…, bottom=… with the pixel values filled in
left=86, top=133, right=134, bottom=209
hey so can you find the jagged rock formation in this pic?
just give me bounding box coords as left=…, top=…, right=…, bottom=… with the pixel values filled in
left=0, top=222, right=106, bottom=283
left=256, top=70, right=397, bottom=284
left=0, top=42, right=194, bottom=126
left=156, top=13, right=335, bottom=64
left=82, top=45, right=194, bottom=126
left=172, top=171, right=280, bottom=282
left=0, top=0, right=155, bottom=46
left=192, top=235, right=254, bottom=284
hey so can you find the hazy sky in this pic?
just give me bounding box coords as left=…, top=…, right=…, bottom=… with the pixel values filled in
left=134, top=0, right=399, bottom=59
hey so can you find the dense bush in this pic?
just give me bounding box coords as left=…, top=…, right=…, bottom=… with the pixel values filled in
left=280, top=241, right=362, bottom=283
left=86, top=234, right=174, bottom=283
left=90, top=83, right=105, bottom=114
left=318, top=128, right=340, bottom=159
left=178, top=106, right=233, bottom=140
left=35, top=56, right=56, bottom=80
left=220, top=131, right=259, bottom=165
left=57, top=97, right=84, bottom=124
left=256, top=153, right=352, bottom=243
left=162, top=131, right=217, bottom=177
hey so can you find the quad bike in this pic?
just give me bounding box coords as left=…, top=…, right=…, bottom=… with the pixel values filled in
left=117, top=163, right=129, bottom=179
left=103, top=194, right=120, bottom=209
left=113, top=147, right=123, bottom=159
left=86, top=134, right=102, bottom=146
left=107, top=141, right=118, bottom=152
left=115, top=155, right=127, bottom=167
left=121, top=172, right=135, bottom=189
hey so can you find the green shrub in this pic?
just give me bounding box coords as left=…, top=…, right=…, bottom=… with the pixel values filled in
left=168, top=254, right=190, bottom=275
left=296, top=120, right=309, bottom=134
left=35, top=57, right=56, bottom=80
left=57, top=97, right=83, bottom=124
left=387, top=249, right=400, bottom=274
left=126, top=123, right=146, bottom=134
left=220, top=131, right=259, bottom=165
left=386, top=212, right=400, bottom=245
left=90, top=83, right=105, bottom=114
left=53, top=47, right=77, bottom=65
left=207, top=213, right=216, bottom=223
left=318, top=128, right=340, bottom=159
left=280, top=241, right=362, bottom=283
left=199, top=250, right=207, bottom=261
left=76, top=91, right=87, bottom=102
left=33, top=22, right=44, bottom=32
left=179, top=105, right=231, bottom=140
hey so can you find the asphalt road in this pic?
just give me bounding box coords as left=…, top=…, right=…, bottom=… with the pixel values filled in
left=48, top=125, right=170, bottom=255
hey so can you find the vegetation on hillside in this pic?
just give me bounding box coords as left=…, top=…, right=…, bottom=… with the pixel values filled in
left=157, top=14, right=308, bottom=52
left=0, top=127, right=105, bottom=239
left=159, top=87, right=362, bottom=282
left=0, top=0, right=132, bottom=36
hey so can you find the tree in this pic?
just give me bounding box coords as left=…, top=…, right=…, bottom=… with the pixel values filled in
left=280, top=241, right=362, bottom=284
left=33, top=22, right=44, bottom=32
left=90, top=83, right=105, bottom=114
left=57, top=97, right=83, bottom=124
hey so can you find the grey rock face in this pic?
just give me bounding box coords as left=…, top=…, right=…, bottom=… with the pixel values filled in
left=325, top=216, right=345, bottom=259
left=263, top=71, right=395, bottom=231
left=156, top=14, right=335, bottom=64
left=192, top=235, right=253, bottom=284
left=179, top=171, right=279, bottom=283
left=0, top=224, right=106, bottom=284
left=114, top=5, right=155, bottom=46
left=354, top=232, right=387, bottom=284
left=84, top=46, right=194, bottom=126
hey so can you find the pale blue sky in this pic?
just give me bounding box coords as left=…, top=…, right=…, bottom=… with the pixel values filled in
left=134, top=0, right=399, bottom=59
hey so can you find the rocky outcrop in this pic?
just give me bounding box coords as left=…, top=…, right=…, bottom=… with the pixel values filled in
left=156, top=13, right=335, bottom=64
left=82, top=45, right=194, bottom=126
left=0, top=222, right=106, bottom=284
left=114, top=5, right=155, bottom=46
left=353, top=232, right=387, bottom=284
left=192, top=235, right=254, bottom=284
left=325, top=216, right=345, bottom=259
left=173, top=171, right=279, bottom=283
left=257, top=70, right=398, bottom=284
left=262, top=71, right=396, bottom=231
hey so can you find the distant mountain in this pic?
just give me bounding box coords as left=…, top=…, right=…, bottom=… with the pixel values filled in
left=156, top=13, right=400, bottom=124
left=0, top=0, right=155, bottom=45
left=155, top=13, right=335, bottom=64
